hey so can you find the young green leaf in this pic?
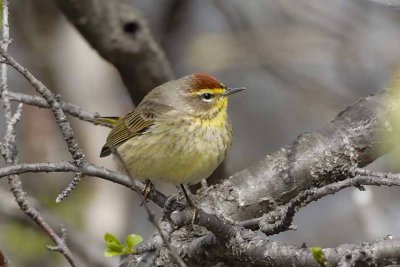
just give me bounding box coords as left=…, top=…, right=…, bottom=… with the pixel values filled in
left=125, top=234, right=143, bottom=251
left=104, top=248, right=123, bottom=258
left=104, top=232, right=144, bottom=257
left=104, top=233, right=124, bottom=256
left=311, top=247, right=326, bottom=266
left=104, top=233, right=122, bottom=247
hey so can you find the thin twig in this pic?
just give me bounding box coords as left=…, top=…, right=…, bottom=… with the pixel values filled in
left=7, top=91, right=112, bottom=127
left=0, top=2, right=79, bottom=265
left=0, top=162, right=168, bottom=208
left=0, top=47, right=89, bottom=201
left=46, top=225, right=68, bottom=252
left=0, top=186, right=109, bottom=267
left=56, top=172, right=83, bottom=203
left=351, top=167, right=400, bottom=180
left=240, top=174, right=400, bottom=234
left=0, top=48, right=85, bottom=166
left=0, top=0, right=11, bottom=117
left=142, top=203, right=187, bottom=267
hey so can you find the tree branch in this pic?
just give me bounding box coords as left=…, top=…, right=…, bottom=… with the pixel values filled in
left=0, top=162, right=168, bottom=208
left=7, top=91, right=112, bottom=127
left=241, top=174, right=400, bottom=235
left=0, top=2, right=79, bottom=265
left=0, top=187, right=108, bottom=267
left=151, top=91, right=400, bottom=265
left=196, top=92, right=397, bottom=222
left=167, top=196, right=400, bottom=266
left=54, top=0, right=174, bottom=105
left=0, top=48, right=85, bottom=166
left=181, top=228, right=400, bottom=266
left=5, top=65, right=400, bottom=265
left=112, top=150, right=186, bottom=267
left=6, top=158, right=400, bottom=266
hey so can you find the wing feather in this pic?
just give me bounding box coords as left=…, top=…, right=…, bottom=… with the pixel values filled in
left=99, top=111, right=154, bottom=157
left=99, top=100, right=172, bottom=157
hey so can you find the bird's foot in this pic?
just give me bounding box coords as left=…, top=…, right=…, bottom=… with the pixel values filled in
left=179, top=184, right=198, bottom=224
left=189, top=206, right=198, bottom=224
left=141, top=179, right=155, bottom=205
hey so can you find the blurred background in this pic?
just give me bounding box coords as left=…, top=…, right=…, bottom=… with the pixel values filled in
left=1, top=0, right=400, bottom=266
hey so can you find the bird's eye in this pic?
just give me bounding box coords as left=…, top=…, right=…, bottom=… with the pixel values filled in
left=201, top=93, right=213, bottom=101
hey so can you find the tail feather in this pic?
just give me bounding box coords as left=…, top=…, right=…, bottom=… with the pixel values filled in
left=94, top=116, right=120, bottom=126
left=96, top=116, right=119, bottom=157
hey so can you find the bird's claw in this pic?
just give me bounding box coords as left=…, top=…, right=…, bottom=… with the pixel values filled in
left=141, top=179, right=155, bottom=205
left=190, top=206, right=198, bottom=224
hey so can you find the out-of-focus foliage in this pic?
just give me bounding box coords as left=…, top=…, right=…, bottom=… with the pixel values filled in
left=4, top=223, right=52, bottom=265
left=104, top=232, right=143, bottom=257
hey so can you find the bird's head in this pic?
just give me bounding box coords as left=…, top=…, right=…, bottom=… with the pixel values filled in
left=179, top=73, right=245, bottom=118
left=146, top=73, right=245, bottom=119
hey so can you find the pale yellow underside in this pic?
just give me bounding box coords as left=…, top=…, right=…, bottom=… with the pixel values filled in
left=117, top=104, right=232, bottom=185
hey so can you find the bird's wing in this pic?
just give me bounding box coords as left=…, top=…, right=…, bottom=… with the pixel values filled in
left=100, top=100, right=172, bottom=157
left=100, top=110, right=154, bottom=157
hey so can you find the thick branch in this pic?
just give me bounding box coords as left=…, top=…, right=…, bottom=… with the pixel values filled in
left=181, top=228, right=400, bottom=266
left=54, top=0, right=174, bottom=105
left=198, top=92, right=396, bottom=221
left=168, top=196, right=400, bottom=266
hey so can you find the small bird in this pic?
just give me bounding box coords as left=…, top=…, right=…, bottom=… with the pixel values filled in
left=98, top=73, right=244, bottom=202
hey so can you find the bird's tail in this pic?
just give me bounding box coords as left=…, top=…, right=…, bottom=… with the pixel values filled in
left=93, top=116, right=120, bottom=126
left=94, top=116, right=120, bottom=157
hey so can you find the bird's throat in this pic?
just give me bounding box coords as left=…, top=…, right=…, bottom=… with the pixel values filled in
left=193, top=98, right=228, bottom=128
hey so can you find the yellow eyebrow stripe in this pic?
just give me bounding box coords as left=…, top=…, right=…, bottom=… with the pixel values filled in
left=195, top=88, right=226, bottom=95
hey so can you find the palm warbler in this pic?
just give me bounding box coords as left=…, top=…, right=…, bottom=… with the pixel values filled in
left=98, top=73, right=244, bottom=190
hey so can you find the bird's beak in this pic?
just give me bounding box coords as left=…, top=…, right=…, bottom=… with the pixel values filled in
left=224, top=87, right=246, bottom=96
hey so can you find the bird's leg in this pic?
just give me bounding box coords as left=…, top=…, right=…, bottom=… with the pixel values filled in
left=141, top=179, right=155, bottom=205
left=179, top=184, right=194, bottom=207
left=180, top=184, right=197, bottom=223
